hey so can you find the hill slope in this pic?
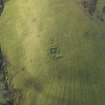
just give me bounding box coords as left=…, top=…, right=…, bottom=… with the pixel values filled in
left=0, top=0, right=105, bottom=105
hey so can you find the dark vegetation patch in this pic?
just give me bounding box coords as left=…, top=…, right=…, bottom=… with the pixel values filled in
left=81, top=0, right=105, bottom=22
left=9, top=89, right=23, bottom=105
left=81, top=0, right=97, bottom=15
left=46, top=94, right=69, bottom=105
left=102, top=6, right=105, bottom=14
left=4, top=0, right=10, bottom=3
left=96, top=14, right=104, bottom=22
left=25, top=78, right=44, bottom=93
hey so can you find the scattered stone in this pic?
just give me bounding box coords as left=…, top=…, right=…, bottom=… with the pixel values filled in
left=48, top=47, right=63, bottom=60
left=49, top=47, right=58, bottom=54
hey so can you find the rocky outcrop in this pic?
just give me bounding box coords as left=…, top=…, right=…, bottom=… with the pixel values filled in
left=0, top=47, right=13, bottom=105
left=0, top=0, right=4, bottom=16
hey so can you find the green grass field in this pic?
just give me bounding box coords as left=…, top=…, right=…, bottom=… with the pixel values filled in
left=0, top=0, right=105, bottom=105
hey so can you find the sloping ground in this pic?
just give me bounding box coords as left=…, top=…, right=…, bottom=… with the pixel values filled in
left=1, top=0, right=105, bottom=105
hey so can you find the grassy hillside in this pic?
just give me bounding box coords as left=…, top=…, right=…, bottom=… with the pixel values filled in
left=0, top=0, right=105, bottom=105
